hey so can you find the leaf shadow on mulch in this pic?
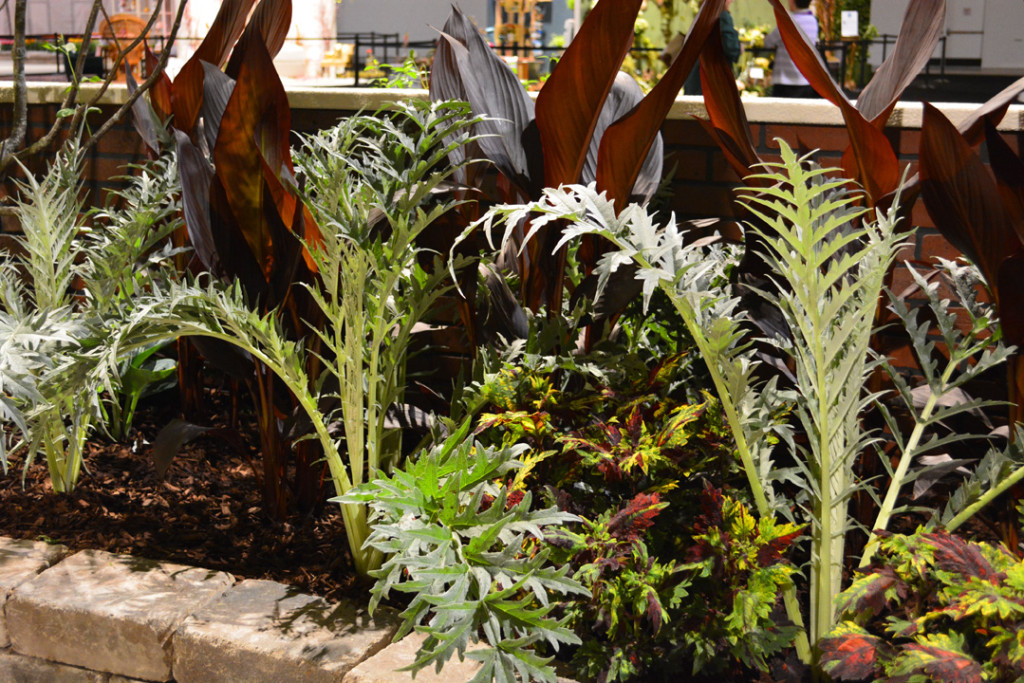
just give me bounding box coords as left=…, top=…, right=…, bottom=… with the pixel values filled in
left=0, top=383, right=363, bottom=603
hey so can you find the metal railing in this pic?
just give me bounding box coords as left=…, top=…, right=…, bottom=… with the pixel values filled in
left=2, top=31, right=954, bottom=92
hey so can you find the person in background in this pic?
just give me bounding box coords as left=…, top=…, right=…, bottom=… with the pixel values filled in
left=764, top=0, right=819, bottom=98
left=661, top=0, right=741, bottom=97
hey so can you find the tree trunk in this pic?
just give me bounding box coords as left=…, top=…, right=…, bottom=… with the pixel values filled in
left=0, top=0, right=27, bottom=167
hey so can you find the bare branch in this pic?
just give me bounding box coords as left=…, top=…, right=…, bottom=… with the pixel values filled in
left=1, top=0, right=184, bottom=173
left=0, top=0, right=102, bottom=175
left=82, top=0, right=188, bottom=154
left=0, top=0, right=28, bottom=169
left=88, top=0, right=166, bottom=105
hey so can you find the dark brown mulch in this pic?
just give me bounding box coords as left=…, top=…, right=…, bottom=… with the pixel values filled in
left=0, top=385, right=364, bottom=603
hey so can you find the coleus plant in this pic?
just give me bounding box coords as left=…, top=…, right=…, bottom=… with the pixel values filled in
left=430, top=0, right=726, bottom=316
left=819, top=529, right=1024, bottom=682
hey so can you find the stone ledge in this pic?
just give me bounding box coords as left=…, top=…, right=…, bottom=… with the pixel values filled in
left=0, top=538, right=578, bottom=683
left=6, top=549, right=233, bottom=681
left=0, top=81, right=1020, bottom=131
left=0, top=537, right=68, bottom=648
left=0, top=647, right=145, bottom=682
left=172, top=578, right=399, bottom=683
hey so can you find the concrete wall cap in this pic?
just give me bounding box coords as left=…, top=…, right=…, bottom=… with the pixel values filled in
left=2, top=81, right=1021, bottom=130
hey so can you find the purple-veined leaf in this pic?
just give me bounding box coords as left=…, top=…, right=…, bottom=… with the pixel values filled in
left=174, top=129, right=221, bottom=275
left=198, top=61, right=235, bottom=157
left=212, top=33, right=292, bottom=280
left=597, top=0, right=725, bottom=207
left=433, top=7, right=535, bottom=196
left=225, top=0, right=292, bottom=79
left=764, top=0, right=900, bottom=201
left=986, top=119, right=1024, bottom=232
left=698, top=21, right=760, bottom=179
left=856, top=0, right=945, bottom=124
left=583, top=71, right=663, bottom=202
left=535, top=0, right=643, bottom=190
left=171, top=0, right=258, bottom=134
left=126, top=65, right=161, bottom=156
left=919, top=103, right=1017, bottom=296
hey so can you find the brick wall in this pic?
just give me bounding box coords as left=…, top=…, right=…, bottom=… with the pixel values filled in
left=2, top=88, right=1022, bottom=333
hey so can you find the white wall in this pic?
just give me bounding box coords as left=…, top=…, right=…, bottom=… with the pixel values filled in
left=981, top=1, right=1024, bottom=70
left=0, top=0, right=117, bottom=36
left=870, top=0, right=1024, bottom=69
left=336, top=0, right=489, bottom=44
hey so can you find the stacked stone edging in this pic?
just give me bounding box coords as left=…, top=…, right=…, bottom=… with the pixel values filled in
left=0, top=538, right=578, bottom=683
left=0, top=541, right=404, bottom=682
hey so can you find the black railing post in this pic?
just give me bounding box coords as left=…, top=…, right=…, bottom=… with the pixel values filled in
left=353, top=34, right=360, bottom=86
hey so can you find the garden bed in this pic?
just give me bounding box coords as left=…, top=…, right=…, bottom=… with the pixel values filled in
left=0, top=384, right=361, bottom=603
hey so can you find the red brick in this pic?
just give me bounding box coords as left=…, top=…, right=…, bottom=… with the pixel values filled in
left=670, top=183, right=739, bottom=218
left=895, top=242, right=917, bottom=264
left=897, top=128, right=922, bottom=157
left=750, top=124, right=763, bottom=148
left=87, top=156, right=134, bottom=184
left=662, top=118, right=716, bottom=147
left=918, top=232, right=964, bottom=263
left=888, top=260, right=932, bottom=298
left=709, top=149, right=743, bottom=184
left=669, top=149, right=711, bottom=182
left=910, top=198, right=934, bottom=230
left=764, top=124, right=850, bottom=156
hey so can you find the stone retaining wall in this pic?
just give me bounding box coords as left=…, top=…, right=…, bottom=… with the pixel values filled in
left=0, top=537, right=491, bottom=683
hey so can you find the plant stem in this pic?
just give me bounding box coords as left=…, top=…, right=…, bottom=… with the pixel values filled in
left=657, top=274, right=811, bottom=664
left=859, top=384, right=942, bottom=567
left=946, top=463, right=1024, bottom=533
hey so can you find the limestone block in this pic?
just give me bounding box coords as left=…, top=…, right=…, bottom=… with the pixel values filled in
left=0, top=648, right=106, bottom=683
left=6, top=549, right=233, bottom=681
left=344, top=633, right=483, bottom=683
left=172, top=579, right=399, bottom=683
left=0, top=537, right=68, bottom=647
left=345, top=633, right=583, bottom=683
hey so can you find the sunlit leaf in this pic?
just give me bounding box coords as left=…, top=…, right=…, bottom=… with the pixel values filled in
left=535, top=0, right=643, bottom=191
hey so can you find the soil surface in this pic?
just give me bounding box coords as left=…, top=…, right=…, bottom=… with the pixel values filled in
left=0, top=383, right=363, bottom=603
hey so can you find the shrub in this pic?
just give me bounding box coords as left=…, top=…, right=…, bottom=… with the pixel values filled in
left=339, top=423, right=586, bottom=683
left=820, top=529, right=1024, bottom=682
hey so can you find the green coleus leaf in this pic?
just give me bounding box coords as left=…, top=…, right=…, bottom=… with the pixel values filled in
left=945, top=579, right=1024, bottom=622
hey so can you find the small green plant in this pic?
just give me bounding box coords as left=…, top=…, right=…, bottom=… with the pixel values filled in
left=678, top=488, right=804, bottom=675
left=339, top=422, right=586, bottom=683
left=0, top=141, right=181, bottom=490
left=86, top=159, right=183, bottom=440
left=820, top=528, right=1024, bottom=682
left=860, top=258, right=1015, bottom=567
left=102, top=101, right=481, bottom=576
left=365, top=51, right=427, bottom=88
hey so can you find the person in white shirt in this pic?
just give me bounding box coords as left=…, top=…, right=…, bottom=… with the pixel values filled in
left=764, top=0, right=819, bottom=98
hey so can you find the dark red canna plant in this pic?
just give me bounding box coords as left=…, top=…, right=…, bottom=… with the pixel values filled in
left=918, top=101, right=1024, bottom=431
left=699, top=0, right=946, bottom=209
left=430, top=0, right=726, bottom=316
left=130, top=0, right=328, bottom=518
